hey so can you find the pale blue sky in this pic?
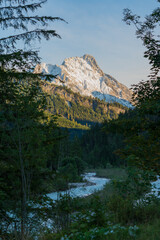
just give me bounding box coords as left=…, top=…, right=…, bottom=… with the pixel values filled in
left=4, top=0, right=160, bottom=87
left=36, top=0, right=159, bottom=87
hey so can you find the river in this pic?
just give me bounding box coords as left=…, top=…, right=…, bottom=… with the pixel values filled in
left=47, top=172, right=110, bottom=201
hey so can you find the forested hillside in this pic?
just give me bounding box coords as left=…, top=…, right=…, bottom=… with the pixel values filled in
left=80, top=123, right=125, bottom=168
left=43, top=82, right=128, bottom=128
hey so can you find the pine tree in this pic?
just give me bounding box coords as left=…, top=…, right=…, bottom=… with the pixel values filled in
left=0, top=0, right=65, bottom=238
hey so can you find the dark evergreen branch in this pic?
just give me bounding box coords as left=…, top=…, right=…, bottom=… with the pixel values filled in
left=0, top=29, right=61, bottom=41
left=0, top=29, right=61, bottom=52
left=0, top=50, right=39, bottom=62
left=0, top=1, right=46, bottom=16
left=0, top=50, right=40, bottom=71
left=0, top=0, right=34, bottom=5
left=0, top=16, right=66, bottom=30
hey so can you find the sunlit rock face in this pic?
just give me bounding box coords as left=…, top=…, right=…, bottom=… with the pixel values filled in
left=34, top=54, right=132, bottom=108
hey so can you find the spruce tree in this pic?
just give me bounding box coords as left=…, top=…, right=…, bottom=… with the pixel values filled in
left=0, top=0, right=65, bottom=238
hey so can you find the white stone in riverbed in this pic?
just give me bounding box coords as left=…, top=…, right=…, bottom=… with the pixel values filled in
left=150, top=177, right=160, bottom=197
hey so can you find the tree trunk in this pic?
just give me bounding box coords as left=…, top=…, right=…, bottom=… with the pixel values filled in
left=17, top=121, right=27, bottom=240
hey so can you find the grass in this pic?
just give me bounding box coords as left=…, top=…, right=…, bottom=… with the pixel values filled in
left=137, top=218, right=160, bottom=240
left=87, top=167, right=127, bottom=181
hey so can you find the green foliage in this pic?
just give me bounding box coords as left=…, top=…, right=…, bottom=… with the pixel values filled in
left=40, top=164, right=160, bottom=240
left=120, top=2, right=160, bottom=174
left=0, top=0, right=65, bottom=238
left=57, top=116, right=89, bottom=129
left=107, top=74, right=160, bottom=174
left=113, top=167, right=154, bottom=199
left=41, top=192, right=139, bottom=240
left=59, top=225, right=138, bottom=240
left=80, top=123, right=125, bottom=168
left=93, top=167, right=127, bottom=181
left=44, top=83, right=127, bottom=128
left=53, top=139, right=86, bottom=189
left=137, top=219, right=160, bottom=240
left=1, top=1, right=160, bottom=239
left=43, top=197, right=139, bottom=240
left=107, top=192, right=160, bottom=226
left=60, top=156, right=85, bottom=177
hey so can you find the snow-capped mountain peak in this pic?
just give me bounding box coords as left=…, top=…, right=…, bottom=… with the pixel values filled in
left=34, top=54, right=132, bottom=108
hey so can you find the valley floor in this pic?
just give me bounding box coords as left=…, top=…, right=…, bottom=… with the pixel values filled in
left=2, top=168, right=160, bottom=240
left=39, top=167, right=160, bottom=240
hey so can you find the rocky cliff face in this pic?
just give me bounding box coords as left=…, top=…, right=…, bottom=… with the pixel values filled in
left=34, top=54, right=132, bottom=108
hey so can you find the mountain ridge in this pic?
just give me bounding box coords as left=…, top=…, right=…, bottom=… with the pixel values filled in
left=35, top=54, right=132, bottom=108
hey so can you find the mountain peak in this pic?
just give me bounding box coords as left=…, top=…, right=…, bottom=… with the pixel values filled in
left=82, top=54, right=103, bottom=74
left=34, top=54, right=133, bottom=108
left=82, top=54, right=96, bottom=61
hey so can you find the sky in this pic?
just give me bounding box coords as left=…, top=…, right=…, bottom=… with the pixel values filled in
left=3, top=0, right=159, bottom=88
left=35, top=0, right=159, bottom=88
